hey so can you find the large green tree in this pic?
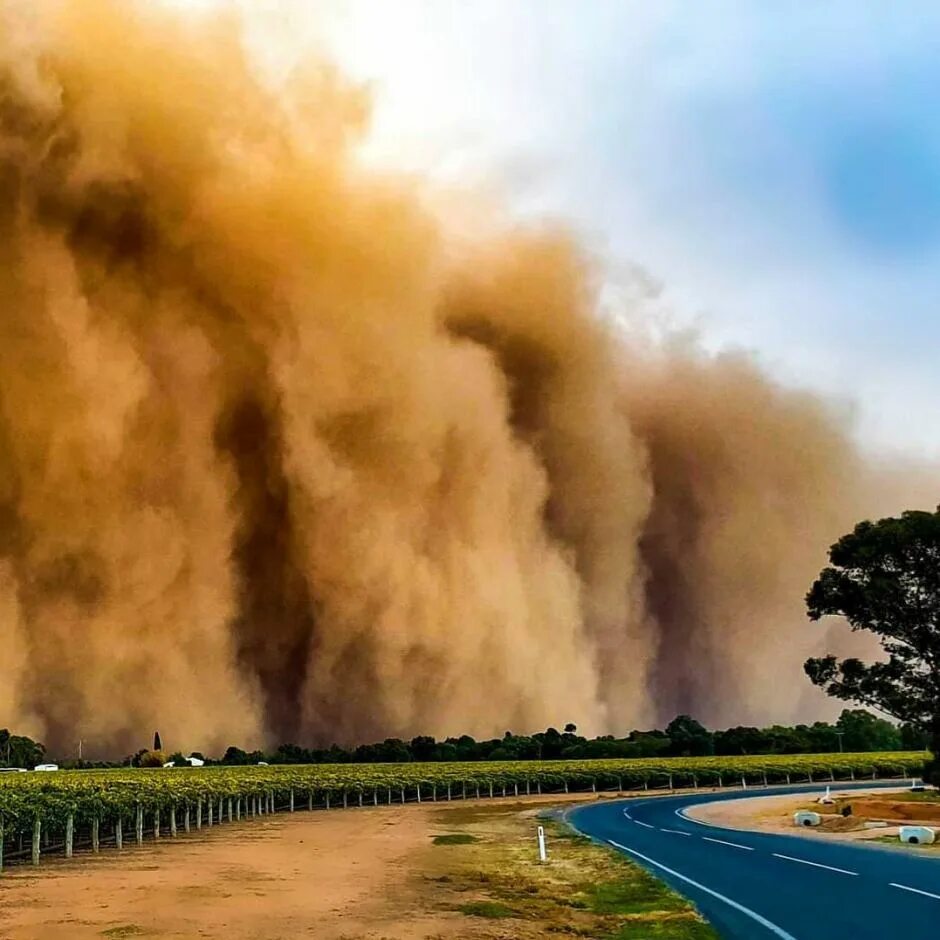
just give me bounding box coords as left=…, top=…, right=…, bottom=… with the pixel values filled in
left=805, top=508, right=940, bottom=786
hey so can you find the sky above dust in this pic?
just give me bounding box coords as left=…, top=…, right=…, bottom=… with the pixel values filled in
left=227, top=0, right=940, bottom=463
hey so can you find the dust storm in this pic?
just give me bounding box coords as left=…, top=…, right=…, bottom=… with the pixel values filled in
left=0, top=0, right=926, bottom=754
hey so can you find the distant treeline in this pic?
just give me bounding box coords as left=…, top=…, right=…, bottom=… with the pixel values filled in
left=210, top=711, right=928, bottom=767
left=1, top=710, right=930, bottom=770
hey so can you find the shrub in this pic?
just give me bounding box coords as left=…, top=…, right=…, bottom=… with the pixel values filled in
left=138, top=749, right=167, bottom=768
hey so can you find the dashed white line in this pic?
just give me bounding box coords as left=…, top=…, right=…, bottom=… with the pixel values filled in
left=659, top=827, right=692, bottom=836
left=703, top=836, right=754, bottom=851
left=890, top=883, right=940, bottom=901
left=772, top=853, right=857, bottom=876
left=607, top=840, right=798, bottom=940
left=634, top=819, right=655, bottom=829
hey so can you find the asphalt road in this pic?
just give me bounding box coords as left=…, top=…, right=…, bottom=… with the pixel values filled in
left=569, top=782, right=940, bottom=939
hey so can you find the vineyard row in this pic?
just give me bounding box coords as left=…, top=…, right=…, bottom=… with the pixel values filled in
left=0, top=751, right=927, bottom=871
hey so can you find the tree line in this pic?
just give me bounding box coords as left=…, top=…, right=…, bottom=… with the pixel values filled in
left=193, top=709, right=931, bottom=767
left=1, top=708, right=928, bottom=770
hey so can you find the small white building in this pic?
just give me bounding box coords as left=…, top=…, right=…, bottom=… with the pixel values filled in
left=162, top=756, right=205, bottom=768
left=34, top=763, right=59, bottom=772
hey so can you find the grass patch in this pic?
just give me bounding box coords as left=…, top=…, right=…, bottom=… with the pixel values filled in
left=432, top=833, right=479, bottom=845
left=458, top=900, right=515, bottom=918
left=100, top=927, right=146, bottom=939
left=872, top=835, right=940, bottom=851
left=421, top=802, right=719, bottom=939
left=583, top=875, right=691, bottom=915
left=611, top=918, right=717, bottom=939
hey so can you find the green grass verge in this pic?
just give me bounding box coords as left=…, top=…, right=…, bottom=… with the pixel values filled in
left=432, top=832, right=478, bottom=845
left=426, top=802, right=719, bottom=938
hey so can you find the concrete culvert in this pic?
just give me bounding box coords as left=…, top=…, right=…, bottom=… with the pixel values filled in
left=794, top=811, right=821, bottom=827
left=899, top=826, right=936, bottom=845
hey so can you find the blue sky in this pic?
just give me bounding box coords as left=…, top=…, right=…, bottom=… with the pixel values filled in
left=258, top=1, right=940, bottom=460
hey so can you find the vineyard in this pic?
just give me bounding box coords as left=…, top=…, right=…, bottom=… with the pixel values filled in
left=0, top=751, right=926, bottom=871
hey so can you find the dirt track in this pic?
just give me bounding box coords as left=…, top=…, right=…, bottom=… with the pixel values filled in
left=0, top=805, right=456, bottom=939
left=0, top=793, right=615, bottom=940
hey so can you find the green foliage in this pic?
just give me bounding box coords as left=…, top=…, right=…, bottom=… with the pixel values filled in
left=138, top=750, right=166, bottom=768
left=665, top=716, right=713, bottom=756
left=836, top=709, right=901, bottom=752
left=805, top=507, right=940, bottom=785
left=432, top=833, right=478, bottom=845
left=0, top=751, right=925, bottom=838
left=458, top=900, right=515, bottom=918
left=0, top=730, right=46, bottom=769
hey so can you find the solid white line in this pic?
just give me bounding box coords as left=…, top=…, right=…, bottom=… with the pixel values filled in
left=635, top=819, right=654, bottom=829
left=772, top=853, right=857, bottom=876
left=703, top=836, right=754, bottom=851
left=677, top=806, right=724, bottom=829
left=659, top=827, right=692, bottom=836
left=607, top=840, right=797, bottom=940
left=622, top=809, right=632, bottom=819
left=890, top=883, right=940, bottom=901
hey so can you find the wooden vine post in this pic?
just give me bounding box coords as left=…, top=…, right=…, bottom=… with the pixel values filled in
left=135, top=803, right=144, bottom=845
left=32, top=817, right=41, bottom=866
left=115, top=818, right=123, bottom=850
left=92, top=816, right=100, bottom=852
left=65, top=813, right=74, bottom=858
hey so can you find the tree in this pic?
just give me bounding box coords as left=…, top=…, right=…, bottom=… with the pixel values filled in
left=665, top=715, right=713, bottom=756
left=805, top=508, right=940, bottom=786
left=564, top=723, right=577, bottom=734
left=0, top=729, right=46, bottom=768
left=835, top=709, right=901, bottom=753
left=714, top=726, right=770, bottom=756
left=153, top=731, right=162, bottom=752
left=410, top=735, right=437, bottom=761
left=138, top=749, right=166, bottom=768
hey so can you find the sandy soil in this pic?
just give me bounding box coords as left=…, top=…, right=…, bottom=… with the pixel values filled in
left=0, top=805, right=457, bottom=939
left=685, top=788, right=939, bottom=842
left=0, top=794, right=604, bottom=940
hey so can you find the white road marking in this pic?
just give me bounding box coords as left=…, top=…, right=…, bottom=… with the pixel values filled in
left=622, top=809, right=632, bottom=819
left=890, top=883, right=940, bottom=901
left=676, top=806, right=723, bottom=829
left=634, top=819, right=654, bottom=829
left=772, top=853, right=857, bottom=876
left=607, top=840, right=798, bottom=940
left=659, top=827, right=692, bottom=836
left=703, top=836, right=753, bottom=851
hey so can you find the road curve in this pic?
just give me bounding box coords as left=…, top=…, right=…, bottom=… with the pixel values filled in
left=569, top=782, right=940, bottom=940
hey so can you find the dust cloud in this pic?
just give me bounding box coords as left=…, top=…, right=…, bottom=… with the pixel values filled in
left=0, top=0, right=930, bottom=755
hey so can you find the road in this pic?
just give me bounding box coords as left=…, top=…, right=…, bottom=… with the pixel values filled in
left=569, top=783, right=940, bottom=939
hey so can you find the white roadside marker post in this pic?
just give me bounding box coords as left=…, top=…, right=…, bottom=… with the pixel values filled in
left=537, top=825, right=547, bottom=863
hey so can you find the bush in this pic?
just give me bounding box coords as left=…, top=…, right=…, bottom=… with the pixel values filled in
left=138, top=749, right=167, bottom=768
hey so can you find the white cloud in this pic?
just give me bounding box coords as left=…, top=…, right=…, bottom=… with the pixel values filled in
left=223, top=0, right=940, bottom=461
